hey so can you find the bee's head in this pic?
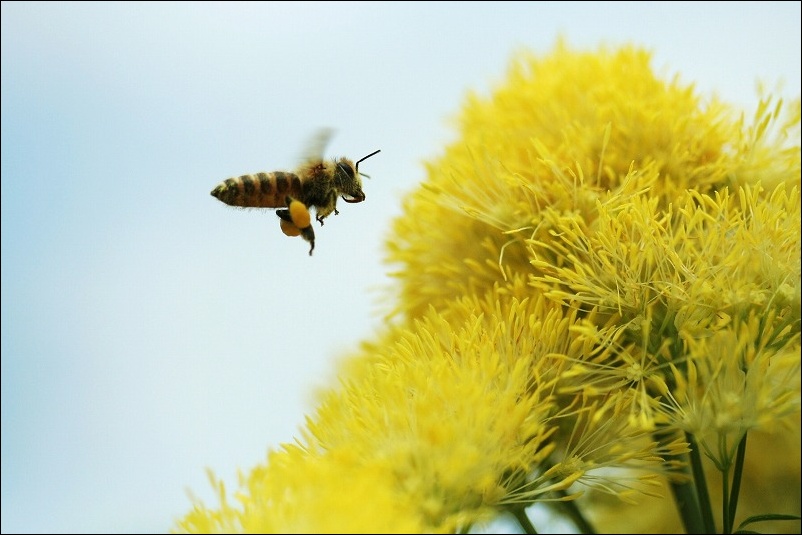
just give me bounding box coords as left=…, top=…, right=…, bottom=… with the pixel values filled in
left=335, top=149, right=380, bottom=203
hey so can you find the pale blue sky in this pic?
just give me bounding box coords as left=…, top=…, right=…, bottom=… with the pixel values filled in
left=2, top=2, right=800, bottom=533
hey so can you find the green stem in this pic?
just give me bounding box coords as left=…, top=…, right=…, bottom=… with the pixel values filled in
left=687, top=432, right=716, bottom=534
left=668, top=473, right=705, bottom=534
left=722, top=461, right=731, bottom=534
left=721, top=434, right=746, bottom=534
left=726, top=434, right=748, bottom=534
left=655, top=427, right=704, bottom=534
left=510, top=507, right=538, bottom=535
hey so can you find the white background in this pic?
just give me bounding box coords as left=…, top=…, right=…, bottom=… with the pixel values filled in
left=2, top=2, right=800, bottom=533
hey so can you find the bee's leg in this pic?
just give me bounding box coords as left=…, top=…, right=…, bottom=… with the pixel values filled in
left=315, top=192, right=339, bottom=226
left=331, top=191, right=340, bottom=218
left=300, top=226, right=315, bottom=256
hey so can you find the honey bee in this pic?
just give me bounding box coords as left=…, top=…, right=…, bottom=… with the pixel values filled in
left=210, top=129, right=380, bottom=255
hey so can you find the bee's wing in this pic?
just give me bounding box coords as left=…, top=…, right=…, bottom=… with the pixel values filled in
left=299, top=128, right=334, bottom=164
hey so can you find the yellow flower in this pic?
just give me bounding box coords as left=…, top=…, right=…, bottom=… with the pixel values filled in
left=731, top=96, right=801, bottom=193
left=177, top=294, right=572, bottom=533
left=305, top=295, right=566, bottom=531
left=664, top=312, right=801, bottom=468
left=174, top=447, right=425, bottom=534
left=180, top=39, right=801, bottom=533
left=380, top=38, right=800, bottom=531
left=384, top=39, right=790, bottom=322
left=512, top=391, right=689, bottom=507
left=526, top=180, right=800, bottom=425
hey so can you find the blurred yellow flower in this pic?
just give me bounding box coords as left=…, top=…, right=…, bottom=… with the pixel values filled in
left=179, top=40, right=800, bottom=533
left=665, top=311, right=800, bottom=468
left=385, top=40, right=798, bottom=322
left=175, top=447, right=425, bottom=534
left=306, top=297, right=564, bottom=531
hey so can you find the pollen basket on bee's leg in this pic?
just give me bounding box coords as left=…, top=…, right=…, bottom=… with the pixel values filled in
left=279, top=219, right=302, bottom=237
left=288, top=199, right=312, bottom=229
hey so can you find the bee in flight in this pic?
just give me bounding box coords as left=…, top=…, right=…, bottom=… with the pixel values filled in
left=210, top=129, right=380, bottom=255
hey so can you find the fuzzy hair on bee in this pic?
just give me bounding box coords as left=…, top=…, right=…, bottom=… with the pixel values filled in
left=210, top=129, right=380, bottom=255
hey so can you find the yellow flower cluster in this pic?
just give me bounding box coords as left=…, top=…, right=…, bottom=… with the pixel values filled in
left=177, top=40, right=800, bottom=533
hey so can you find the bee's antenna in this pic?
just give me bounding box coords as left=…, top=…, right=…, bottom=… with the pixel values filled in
left=355, top=149, right=381, bottom=178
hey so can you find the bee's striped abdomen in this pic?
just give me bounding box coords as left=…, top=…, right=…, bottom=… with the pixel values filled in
left=211, top=171, right=303, bottom=208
